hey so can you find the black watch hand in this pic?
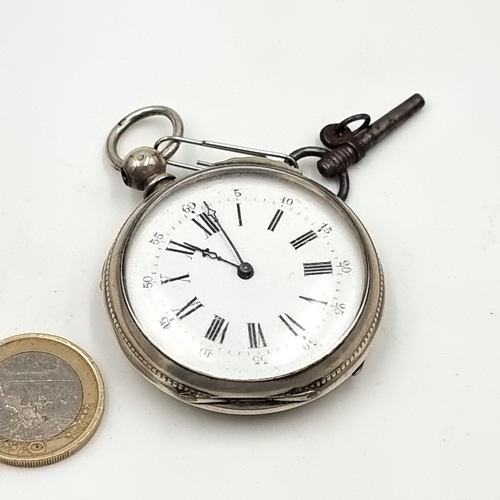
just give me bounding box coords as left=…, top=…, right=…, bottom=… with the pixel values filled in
left=182, top=242, right=238, bottom=268
left=203, top=202, right=254, bottom=280
left=204, top=202, right=245, bottom=264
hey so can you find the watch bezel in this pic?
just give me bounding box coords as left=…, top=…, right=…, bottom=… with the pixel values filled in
left=104, top=161, right=384, bottom=414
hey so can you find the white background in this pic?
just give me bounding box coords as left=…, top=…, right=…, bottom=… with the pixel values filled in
left=0, top=1, right=499, bottom=499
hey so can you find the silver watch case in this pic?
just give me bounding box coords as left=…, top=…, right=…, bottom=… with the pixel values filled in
left=103, top=159, right=384, bottom=415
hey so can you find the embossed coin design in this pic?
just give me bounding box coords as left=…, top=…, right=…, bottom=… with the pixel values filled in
left=0, top=333, right=104, bottom=467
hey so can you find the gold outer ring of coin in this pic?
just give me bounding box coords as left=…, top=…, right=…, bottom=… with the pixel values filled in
left=0, top=333, right=105, bottom=467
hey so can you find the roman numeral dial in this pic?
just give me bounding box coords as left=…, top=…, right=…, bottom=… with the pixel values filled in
left=122, top=167, right=371, bottom=386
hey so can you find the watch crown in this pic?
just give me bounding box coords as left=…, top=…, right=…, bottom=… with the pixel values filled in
left=120, top=147, right=167, bottom=191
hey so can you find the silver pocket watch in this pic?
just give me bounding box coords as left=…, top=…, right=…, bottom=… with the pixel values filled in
left=103, top=95, right=424, bottom=414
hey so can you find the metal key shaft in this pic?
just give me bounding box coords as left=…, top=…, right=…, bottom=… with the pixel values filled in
left=317, top=93, right=425, bottom=178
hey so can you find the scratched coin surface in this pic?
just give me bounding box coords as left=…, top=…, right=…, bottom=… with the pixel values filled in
left=0, top=333, right=104, bottom=467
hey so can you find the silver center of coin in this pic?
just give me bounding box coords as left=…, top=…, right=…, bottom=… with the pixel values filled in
left=0, top=352, right=83, bottom=441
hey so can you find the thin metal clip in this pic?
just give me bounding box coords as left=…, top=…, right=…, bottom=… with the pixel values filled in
left=154, top=136, right=299, bottom=171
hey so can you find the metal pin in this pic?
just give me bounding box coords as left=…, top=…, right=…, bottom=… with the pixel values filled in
left=197, top=160, right=214, bottom=167
left=155, top=136, right=299, bottom=170
left=317, top=93, right=425, bottom=178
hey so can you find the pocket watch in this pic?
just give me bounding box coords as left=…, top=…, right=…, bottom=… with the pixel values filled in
left=103, top=96, right=424, bottom=414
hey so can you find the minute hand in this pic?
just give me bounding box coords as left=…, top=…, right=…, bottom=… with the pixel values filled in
left=204, top=202, right=244, bottom=264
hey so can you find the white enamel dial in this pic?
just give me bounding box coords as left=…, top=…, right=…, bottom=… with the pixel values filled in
left=122, top=167, right=368, bottom=381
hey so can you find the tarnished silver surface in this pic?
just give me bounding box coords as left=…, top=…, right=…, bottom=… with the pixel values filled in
left=0, top=352, right=83, bottom=441
left=106, top=105, right=184, bottom=170
left=103, top=160, right=384, bottom=414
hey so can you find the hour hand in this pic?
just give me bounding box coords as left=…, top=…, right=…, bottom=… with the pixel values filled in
left=182, top=242, right=238, bottom=268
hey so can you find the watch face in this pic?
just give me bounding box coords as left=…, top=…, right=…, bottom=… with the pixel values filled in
left=122, top=166, right=368, bottom=382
